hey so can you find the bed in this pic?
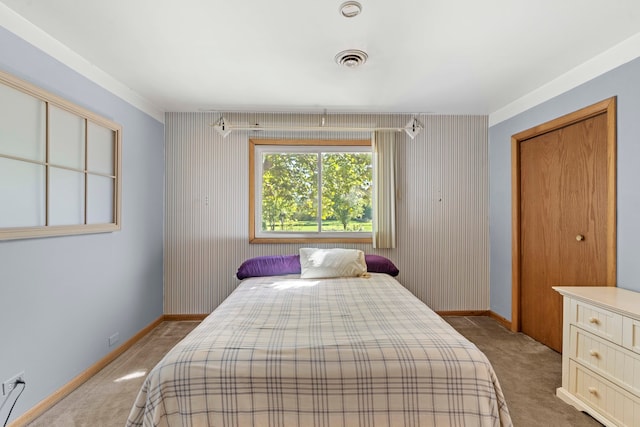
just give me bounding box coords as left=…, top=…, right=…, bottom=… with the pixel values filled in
left=127, top=250, right=512, bottom=426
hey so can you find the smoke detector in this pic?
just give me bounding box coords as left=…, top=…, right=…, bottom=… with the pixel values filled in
left=339, top=1, right=362, bottom=18
left=335, top=49, right=368, bottom=68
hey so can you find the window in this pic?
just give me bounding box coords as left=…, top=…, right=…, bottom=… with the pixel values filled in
left=250, top=139, right=372, bottom=243
left=0, top=70, right=121, bottom=240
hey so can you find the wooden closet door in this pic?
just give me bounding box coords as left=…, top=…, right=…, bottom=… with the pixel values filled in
left=518, top=111, right=611, bottom=353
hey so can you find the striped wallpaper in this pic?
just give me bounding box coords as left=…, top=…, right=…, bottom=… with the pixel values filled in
left=164, top=112, right=489, bottom=314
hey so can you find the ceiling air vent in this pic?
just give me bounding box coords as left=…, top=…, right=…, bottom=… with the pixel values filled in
left=335, top=49, right=368, bottom=68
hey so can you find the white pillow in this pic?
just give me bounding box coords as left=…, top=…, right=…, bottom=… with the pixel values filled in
left=299, top=248, right=367, bottom=279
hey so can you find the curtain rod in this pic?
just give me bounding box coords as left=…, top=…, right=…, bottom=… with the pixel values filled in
left=211, top=117, right=423, bottom=139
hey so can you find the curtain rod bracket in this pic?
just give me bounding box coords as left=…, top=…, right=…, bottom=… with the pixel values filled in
left=213, top=115, right=232, bottom=137
left=404, top=117, right=423, bottom=140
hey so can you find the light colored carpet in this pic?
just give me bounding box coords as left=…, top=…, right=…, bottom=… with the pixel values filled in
left=444, top=316, right=602, bottom=427
left=27, top=317, right=602, bottom=426
left=27, top=321, right=200, bottom=427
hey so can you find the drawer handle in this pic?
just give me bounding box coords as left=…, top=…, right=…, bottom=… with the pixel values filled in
left=589, top=349, right=600, bottom=359
left=587, top=387, right=598, bottom=396
left=588, top=317, right=600, bottom=325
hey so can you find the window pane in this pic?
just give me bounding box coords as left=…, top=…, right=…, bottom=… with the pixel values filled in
left=261, top=153, right=317, bottom=232
left=321, top=152, right=372, bottom=233
left=49, top=105, right=85, bottom=170
left=0, top=157, right=45, bottom=227
left=87, top=174, right=114, bottom=224
left=0, top=83, right=46, bottom=162
left=49, top=167, right=85, bottom=226
left=87, top=121, right=114, bottom=175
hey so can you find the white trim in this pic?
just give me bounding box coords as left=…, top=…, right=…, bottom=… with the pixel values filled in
left=489, top=32, right=640, bottom=127
left=0, top=3, right=164, bottom=123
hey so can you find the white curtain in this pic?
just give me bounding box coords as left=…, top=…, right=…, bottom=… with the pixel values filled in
left=371, top=131, right=396, bottom=248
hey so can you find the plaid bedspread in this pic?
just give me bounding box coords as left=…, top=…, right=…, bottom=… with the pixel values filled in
left=127, top=274, right=512, bottom=426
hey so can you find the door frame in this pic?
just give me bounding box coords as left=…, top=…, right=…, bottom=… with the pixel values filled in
left=510, top=97, right=617, bottom=333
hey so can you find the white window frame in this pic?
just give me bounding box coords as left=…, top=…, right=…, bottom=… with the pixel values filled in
left=249, top=138, right=372, bottom=244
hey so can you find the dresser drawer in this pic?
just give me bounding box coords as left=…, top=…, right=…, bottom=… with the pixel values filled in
left=571, top=298, right=623, bottom=344
left=570, top=361, right=640, bottom=427
left=571, top=325, right=640, bottom=394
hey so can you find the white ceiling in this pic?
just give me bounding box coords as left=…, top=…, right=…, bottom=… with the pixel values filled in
left=2, top=0, right=640, bottom=119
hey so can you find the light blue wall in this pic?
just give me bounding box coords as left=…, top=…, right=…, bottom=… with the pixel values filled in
left=0, top=27, right=164, bottom=423
left=489, top=56, right=640, bottom=320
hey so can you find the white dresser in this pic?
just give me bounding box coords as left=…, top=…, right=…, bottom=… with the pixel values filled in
left=553, top=286, right=640, bottom=426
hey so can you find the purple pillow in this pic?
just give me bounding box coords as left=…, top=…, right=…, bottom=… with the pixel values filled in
left=237, top=254, right=399, bottom=279
left=236, top=255, right=301, bottom=280
left=365, top=254, right=399, bottom=276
